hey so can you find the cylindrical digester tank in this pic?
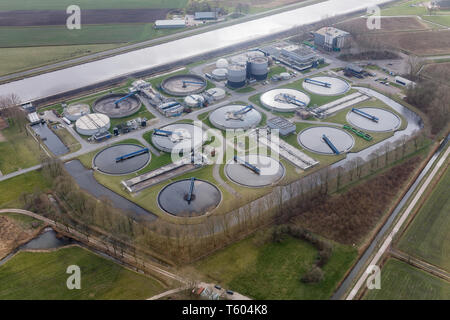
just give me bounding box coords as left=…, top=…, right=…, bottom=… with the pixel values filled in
left=249, top=56, right=269, bottom=80
left=64, top=103, right=90, bottom=121
left=75, top=113, right=110, bottom=136
left=212, top=68, right=228, bottom=81
left=216, top=58, right=229, bottom=68
left=184, top=94, right=205, bottom=107
left=227, top=64, right=247, bottom=88
left=206, top=88, right=226, bottom=101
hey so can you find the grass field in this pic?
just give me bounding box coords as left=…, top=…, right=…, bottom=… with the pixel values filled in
left=0, top=44, right=119, bottom=76
left=380, top=0, right=428, bottom=16
left=0, top=123, right=44, bottom=174
left=0, top=24, right=177, bottom=47
left=0, top=0, right=188, bottom=11
left=364, top=258, right=450, bottom=300
left=0, top=246, right=166, bottom=300
left=0, top=170, right=51, bottom=208
left=397, top=167, right=450, bottom=271
left=195, top=233, right=357, bottom=300
left=52, top=127, right=81, bottom=153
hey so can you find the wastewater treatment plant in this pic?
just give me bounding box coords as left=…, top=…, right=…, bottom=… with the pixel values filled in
left=0, top=0, right=448, bottom=307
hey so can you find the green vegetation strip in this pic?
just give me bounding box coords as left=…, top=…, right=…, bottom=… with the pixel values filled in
left=0, top=246, right=166, bottom=300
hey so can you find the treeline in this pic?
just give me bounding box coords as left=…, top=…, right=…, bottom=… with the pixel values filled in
left=287, top=155, right=423, bottom=245
left=185, top=1, right=229, bottom=15
left=406, top=80, right=450, bottom=136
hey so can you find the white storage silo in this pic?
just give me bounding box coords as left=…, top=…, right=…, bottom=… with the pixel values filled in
left=249, top=56, right=269, bottom=80
left=227, top=64, right=247, bottom=88
left=216, top=58, right=229, bottom=69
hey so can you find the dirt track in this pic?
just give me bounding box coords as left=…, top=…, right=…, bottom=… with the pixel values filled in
left=0, top=9, right=170, bottom=26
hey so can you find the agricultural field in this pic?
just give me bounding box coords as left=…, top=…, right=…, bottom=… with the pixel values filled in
left=336, top=16, right=430, bottom=33
left=194, top=233, right=357, bottom=300
left=0, top=246, right=167, bottom=300
left=365, top=30, right=450, bottom=56
left=364, top=258, right=450, bottom=300
left=0, top=44, right=118, bottom=76
left=397, top=167, right=450, bottom=271
left=0, top=0, right=188, bottom=11
left=422, top=62, right=450, bottom=83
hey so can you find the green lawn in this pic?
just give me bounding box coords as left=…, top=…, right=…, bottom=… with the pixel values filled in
left=381, top=0, right=428, bottom=16
left=397, top=167, right=450, bottom=271
left=195, top=233, right=357, bottom=300
left=364, top=258, right=450, bottom=300
left=0, top=123, right=44, bottom=174
left=422, top=15, right=450, bottom=27
left=0, top=246, right=167, bottom=300
left=0, top=0, right=188, bottom=11
left=0, top=212, right=42, bottom=229
left=0, top=170, right=51, bottom=208
left=0, top=44, right=119, bottom=76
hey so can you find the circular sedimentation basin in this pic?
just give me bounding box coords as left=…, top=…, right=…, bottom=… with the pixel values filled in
left=346, top=107, right=401, bottom=132
left=93, top=144, right=150, bottom=175
left=298, top=126, right=355, bottom=155
left=302, top=76, right=350, bottom=96
left=93, top=93, right=140, bottom=118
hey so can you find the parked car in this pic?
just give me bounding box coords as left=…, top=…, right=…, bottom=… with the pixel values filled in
left=214, top=285, right=222, bottom=290
left=226, top=290, right=234, bottom=295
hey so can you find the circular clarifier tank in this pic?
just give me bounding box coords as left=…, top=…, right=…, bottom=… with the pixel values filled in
left=93, top=93, right=141, bottom=118
left=151, top=123, right=205, bottom=153
left=302, top=76, right=350, bottom=96
left=209, top=104, right=262, bottom=130
left=93, top=144, right=150, bottom=175
left=298, top=126, right=355, bottom=155
left=260, top=88, right=310, bottom=112
left=158, top=179, right=221, bottom=217
left=225, top=154, right=285, bottom=187
left=346, top=107, right=401, bottom=132
left=161, top=74, right=207, bottom=96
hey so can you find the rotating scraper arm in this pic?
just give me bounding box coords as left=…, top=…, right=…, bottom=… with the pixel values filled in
left=351, top=108, right=379, bottom=122
left=282, top=94, right=306, bottom=106
left=234, top=156, right=261, bottom=174
left=322, top=134, right=340, bottom=155
left=114, top=91, right=138, bottom=105
left=115, top=148, right=149, bottom=162
left=233, top=105, right=253, bottom=116
left=182, top=80, right=204, bottom=88
left=153, top=129, right=174, bottom=137
left=186, top=177, right=196, bottom=204
left=305, top=78, right=331, bottom=88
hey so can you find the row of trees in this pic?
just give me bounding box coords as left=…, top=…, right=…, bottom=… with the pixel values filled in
left=406, top=80, right=450, bottom=136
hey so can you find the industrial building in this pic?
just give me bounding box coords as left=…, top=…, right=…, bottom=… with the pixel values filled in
left=313, top=27, right=350, bottom=51
left=267, top=117, right=296, bottom=136
left=260, top=42, right=323, bottom=71
left=194, top=12, right=218, bottom=20
left=344, top=64, right=365, bottom=78
left=154, top=19, right=186, bottom=29
left=394, top=76, right=416, bottom=88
